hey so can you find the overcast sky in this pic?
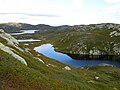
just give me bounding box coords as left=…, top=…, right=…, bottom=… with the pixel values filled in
left=0, top=0, right=120, bottom=26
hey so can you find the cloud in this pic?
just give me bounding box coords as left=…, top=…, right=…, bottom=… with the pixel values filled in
left=97, top=1, right=120, bottom=24
left=0, top=12, right=59, bottom=17
left=103, top=0, right=120, bottom=15
left=103, top=4, right=120, bottom=15
left=0, top=0, right=120, bottom=25
left=0, top=0, right=85, bottom=25
left=104, top=0, right=120, bottom=4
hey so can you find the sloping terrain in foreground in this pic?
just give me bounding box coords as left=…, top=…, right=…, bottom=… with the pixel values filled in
left=0, top=29, right=120, bottom=90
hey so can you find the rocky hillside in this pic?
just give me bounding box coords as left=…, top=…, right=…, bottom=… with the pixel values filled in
left=1, top=22, right=120, bottom=55
left=0, top=22, right=54, bottom=33
left=0, top=22, right=34, bottom=32
left=0, top=29, right=27, bottom=65
left=0, top=22, right=72, bottom=33
left=0, top=29, right=120, bottom=90
left=41, top=23, right=120, bottom=56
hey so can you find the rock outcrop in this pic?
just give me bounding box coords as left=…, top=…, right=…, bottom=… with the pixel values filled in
left=0, top=29, right=27, bottom=65
left=0, top=29, right=23, bottom=52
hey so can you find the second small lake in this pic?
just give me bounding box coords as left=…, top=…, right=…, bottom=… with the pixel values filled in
left=34, top=44, right=120, bottom=68
left=10, top=30, right=38, bottom=35
left=18, top=39, right=41, bottom=42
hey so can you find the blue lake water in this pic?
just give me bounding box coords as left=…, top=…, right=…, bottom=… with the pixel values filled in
left=18, top=39, right=41, bottom=42
left=10, top=30, right=38, bottom=35
left=34, top=44, right=120, bottom=68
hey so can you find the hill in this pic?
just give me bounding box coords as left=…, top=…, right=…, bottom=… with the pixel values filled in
left=40, top=23, right=120, bottom=57
left=0, top=28, right=120, bottom=89
left=0, top=22, right=54, bottom=33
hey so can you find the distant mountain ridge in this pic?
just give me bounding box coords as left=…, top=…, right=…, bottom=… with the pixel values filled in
left=0, top=22, right=49, bottom=32
left=1, top=22, right=120, bottom=33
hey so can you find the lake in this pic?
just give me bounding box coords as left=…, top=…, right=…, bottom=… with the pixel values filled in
left=18, top=39, right=41, bottom=42
left=34, top=44, right=120, bottom=68
left=10, top=30, right=38, bottom=35
left=10, top=30, right=40, bottom=42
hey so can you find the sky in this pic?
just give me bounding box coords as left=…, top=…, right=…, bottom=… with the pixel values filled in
left=0, top=0, right=120, bottom=26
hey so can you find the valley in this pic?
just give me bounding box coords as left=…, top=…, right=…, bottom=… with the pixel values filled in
left=0, top=22, right=120, bottom=90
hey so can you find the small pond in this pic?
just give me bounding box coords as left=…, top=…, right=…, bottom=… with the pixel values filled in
left=18, top=39, right=41, bottom=42
left=10, top=30, right=38, bottom=35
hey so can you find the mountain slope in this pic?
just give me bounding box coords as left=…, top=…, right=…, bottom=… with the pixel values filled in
left=40, top=23, right=120, bottom=56
left=0, top=22, right=34, bottom=32
left=0, top=22, right=56, bottom=33
left=0, top=28, right=120, bottom=90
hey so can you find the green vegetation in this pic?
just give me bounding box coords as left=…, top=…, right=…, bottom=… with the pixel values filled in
left=1, top=22, right=120, bottom=55
left=39, top=27, right=120, bottom=55
left=0, top=23, right=120, bottom=89
left=0, top=46, right=120, bottom=90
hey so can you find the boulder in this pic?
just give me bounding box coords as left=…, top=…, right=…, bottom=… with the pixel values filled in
left=0, top=42, right=27, bottom=66
left=63, top=66, right=71, bottom=70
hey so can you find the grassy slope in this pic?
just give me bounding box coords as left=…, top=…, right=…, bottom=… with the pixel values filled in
left=0, top=37, right=120, bottom=90
left=39, top=28, right=120, bottom=55
left=0, top=29, right=120, bottom=89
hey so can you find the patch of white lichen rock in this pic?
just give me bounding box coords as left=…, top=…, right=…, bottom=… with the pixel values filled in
left=0, top=29, right=27, bottom=65
left=0, top=29, right=23, bottom=52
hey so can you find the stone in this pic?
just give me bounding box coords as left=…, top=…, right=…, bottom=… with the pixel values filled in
left=46, top=64, right=56, bottom=67
left=98, top=63, right=114, bottom=67
left=113, top=88, right=118, bottom=90
left=80, top=67, right=84, bottom=69
left=87, top=80, right=94, bottom=83
left=63, top=66, right=71, bottom=70
left=38, top=58, right=45, bottom=64
left=95, top=76, right=99, bottom=80
left=24, top=44, right=29, bottom=46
